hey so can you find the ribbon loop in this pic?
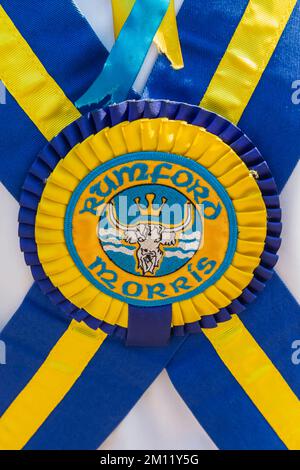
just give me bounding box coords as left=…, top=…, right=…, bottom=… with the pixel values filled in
left=112, top=0, right=183, bottom=70
left=76, top=0, right=171, bottom=108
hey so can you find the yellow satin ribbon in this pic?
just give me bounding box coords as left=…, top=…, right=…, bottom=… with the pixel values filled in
left=112, top=0, right=183, bottom=69
left=0, top=6, right=81, bottom=140
left=204, top=316, right=300, bottom=450
left=0, top=321, right=107, bottom=450
left=201, top=0, right=298, bottom=123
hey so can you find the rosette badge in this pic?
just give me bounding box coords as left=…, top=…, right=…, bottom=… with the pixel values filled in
left=19, top=100, right=281, bottom=345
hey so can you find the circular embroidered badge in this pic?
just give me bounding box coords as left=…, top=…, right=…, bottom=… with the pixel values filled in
left=19, top=100, right=281, bottom=337
left=65, top=152, right=237, bottom=306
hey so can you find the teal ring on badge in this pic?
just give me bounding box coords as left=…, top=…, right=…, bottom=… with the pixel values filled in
left=64, top=152, right=238, bottom=307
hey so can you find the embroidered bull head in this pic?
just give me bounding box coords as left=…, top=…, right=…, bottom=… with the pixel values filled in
left=104, top=194, right=192, bottom=276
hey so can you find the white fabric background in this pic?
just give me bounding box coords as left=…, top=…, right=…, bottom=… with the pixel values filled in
left=0, top=0, right=299, bottom=450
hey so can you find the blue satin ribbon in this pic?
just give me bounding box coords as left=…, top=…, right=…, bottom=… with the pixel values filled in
left=75, top=0, right=170, bottom=108
left=1, top=0, right=300, bottom=450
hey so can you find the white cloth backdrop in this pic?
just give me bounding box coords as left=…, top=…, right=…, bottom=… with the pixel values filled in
left=0, top=0, right=299, bottom=450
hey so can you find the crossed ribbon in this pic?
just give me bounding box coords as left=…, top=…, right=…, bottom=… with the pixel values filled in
left=0, top=0, right=299, bottom=450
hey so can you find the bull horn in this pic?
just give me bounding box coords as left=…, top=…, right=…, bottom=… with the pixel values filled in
left=96, top=203, right=107, bottom=217
left=164, top=202, right=193, bottom=233
left=106, top=202, right=129, bottom=232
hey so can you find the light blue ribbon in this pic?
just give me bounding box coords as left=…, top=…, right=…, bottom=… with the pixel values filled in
left=76, top=0, right=170, bottom=108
